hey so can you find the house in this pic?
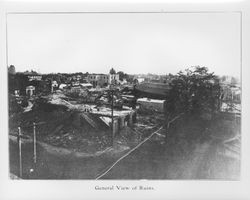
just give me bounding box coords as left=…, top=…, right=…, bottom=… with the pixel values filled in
left=23, top=70, right=42, bottom=81
left=26, top=85, right=35, bottom=96
left=76, top=74, right=82, bottom=81
left=88, top=73, right=119, bottom=88
left=137, top=98, right=166, bottom=113
left=14, top=90, right=20, bottom=97
left=221, top=84, right=241, bottom=104
left=109, top=74, right=119, bottom=84
left=133, top=77, right=145, bottom=84
left=51, top=80, right=58, bottom=92
left=28, top=75, right=42, bottom=81
left=80, top=83, right=93, bottom=89
left=59, top=83, right=67, bottom=90
left=88, top=74, right=109, bottom=87
left=52, top=80, right=58, bottom=87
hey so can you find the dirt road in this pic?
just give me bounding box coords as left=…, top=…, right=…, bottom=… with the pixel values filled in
left=9, top=135, right=240, bottom=179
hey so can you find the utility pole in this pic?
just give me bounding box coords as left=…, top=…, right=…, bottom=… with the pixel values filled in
left=110, top=82, right=115, bottom=146
left=33, top=122, right=37, bottom=164
left=111, top=89, right=114, bottom=146
left=18, top=127, right=22, bottom=178
left=51, top=79, right=53, bottom=93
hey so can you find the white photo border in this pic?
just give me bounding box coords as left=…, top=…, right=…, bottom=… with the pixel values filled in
left=0, top=1, right=250, bottom=200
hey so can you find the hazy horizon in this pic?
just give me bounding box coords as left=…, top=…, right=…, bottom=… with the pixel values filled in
left=7, top=13, right=241, bottom=78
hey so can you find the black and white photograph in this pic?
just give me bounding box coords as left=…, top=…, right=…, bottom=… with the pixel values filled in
left=1, top=0, right=250, bottom=199
left=6, top=11, right=242, bottom=180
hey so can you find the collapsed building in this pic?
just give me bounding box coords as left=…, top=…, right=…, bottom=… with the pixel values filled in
left=137, top=98, right=166, bottom=113
left=43, top=93, right=136, bottom=137
left=92, top=107, right=136, bottom=136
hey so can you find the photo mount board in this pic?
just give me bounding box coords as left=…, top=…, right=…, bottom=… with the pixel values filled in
left=1, top=0, right=250, bottom=200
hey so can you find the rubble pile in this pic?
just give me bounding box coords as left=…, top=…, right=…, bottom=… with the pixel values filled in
left=44, top=132, right=111, bottom=153
left=9, top=95, right=112, bottom=153
left=9, top=85, right=166, bottom=155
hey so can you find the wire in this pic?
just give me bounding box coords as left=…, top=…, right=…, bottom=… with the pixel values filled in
left=95, top=125, right=163, bottom=180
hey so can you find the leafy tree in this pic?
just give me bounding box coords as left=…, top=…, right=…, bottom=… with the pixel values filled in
left=117, top=71, right=129, bottom=81
left=164, top=66, right=221, bottom=139
left=109, top=68, right=116, bottom=74
left=9, top=94, right=23, bottom=114
left=8, top=65, right=16, bottom=74
left=124, top=75, right=134, bottom=84
left=8, top=73, right=29, bottom=95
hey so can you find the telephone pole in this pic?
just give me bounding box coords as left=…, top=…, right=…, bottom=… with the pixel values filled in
left=18, top=127, right=22, bottom=178
left=111, top=89, right=114, bottom=146
left=110, top=82, right=115, bottom=146
left=33, top=122, right=37, bottom=164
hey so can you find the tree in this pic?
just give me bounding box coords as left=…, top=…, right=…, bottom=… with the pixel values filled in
left=126, top=75, right=135, bottom=84
left=8, top=65, right=16, bottom=74
left=8, top=73, right=29, bottom=95
left=117, top=71, right=128, bottom=81
left=164, top=66, right=221, bottom=140
left=9, top=94, right=23, bottom=114
left=109, top=68, right=116, bottom=74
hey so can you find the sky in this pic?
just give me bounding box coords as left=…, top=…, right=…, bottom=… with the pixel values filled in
left=7, top=12, right=241, bottom=77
